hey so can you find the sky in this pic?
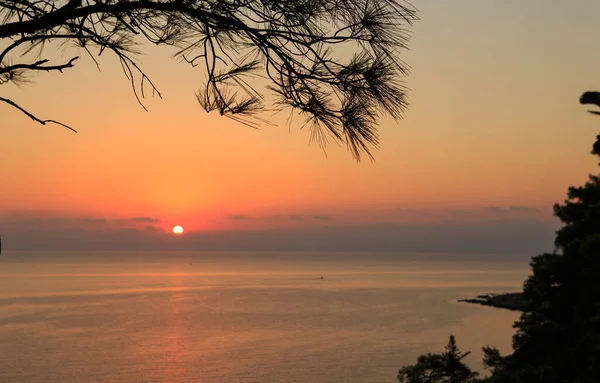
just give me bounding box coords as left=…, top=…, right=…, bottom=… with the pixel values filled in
left=1, top=0, right=600, bottom=252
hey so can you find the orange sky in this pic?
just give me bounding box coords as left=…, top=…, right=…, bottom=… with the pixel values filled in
left=2, top=0, right=600, bottom=233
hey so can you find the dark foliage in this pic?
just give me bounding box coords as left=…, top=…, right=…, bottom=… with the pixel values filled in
left=580, top=91, right=600, bottom=116
left=397, top=335, right=479, bottom=383
left=0, top=0, right=418, bottom=160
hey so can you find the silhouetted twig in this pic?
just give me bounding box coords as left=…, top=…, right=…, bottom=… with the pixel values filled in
left=0, top=96, right=76, bottom=132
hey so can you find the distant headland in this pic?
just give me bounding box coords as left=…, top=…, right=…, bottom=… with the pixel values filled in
left=458, top=292, right=532, bottom=312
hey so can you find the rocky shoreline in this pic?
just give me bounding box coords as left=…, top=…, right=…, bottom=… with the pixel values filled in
left=458, top=292, right=532, bottom=312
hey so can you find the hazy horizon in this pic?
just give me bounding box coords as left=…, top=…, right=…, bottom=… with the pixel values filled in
left=1, top=214, right=558, bottom=253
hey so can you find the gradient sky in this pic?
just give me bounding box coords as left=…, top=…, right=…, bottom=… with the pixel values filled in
left=2, top=0, right=600, bottom=252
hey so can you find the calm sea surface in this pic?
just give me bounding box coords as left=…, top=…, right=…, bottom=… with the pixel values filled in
left=0, top=251, right=531, bottom=383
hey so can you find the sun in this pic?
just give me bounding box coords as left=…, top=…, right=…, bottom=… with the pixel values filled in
left=172, top=225, right=184, bottom=235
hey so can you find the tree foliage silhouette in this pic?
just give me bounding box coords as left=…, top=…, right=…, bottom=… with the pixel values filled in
left=398, top=91, right=600, bottom=383
left=0, top=0, right=418, bottom=160
left=397, top=335, right=479, bottom=383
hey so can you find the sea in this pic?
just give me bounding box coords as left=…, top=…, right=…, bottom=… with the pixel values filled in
left=0, top=251, right=531, bottom=383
